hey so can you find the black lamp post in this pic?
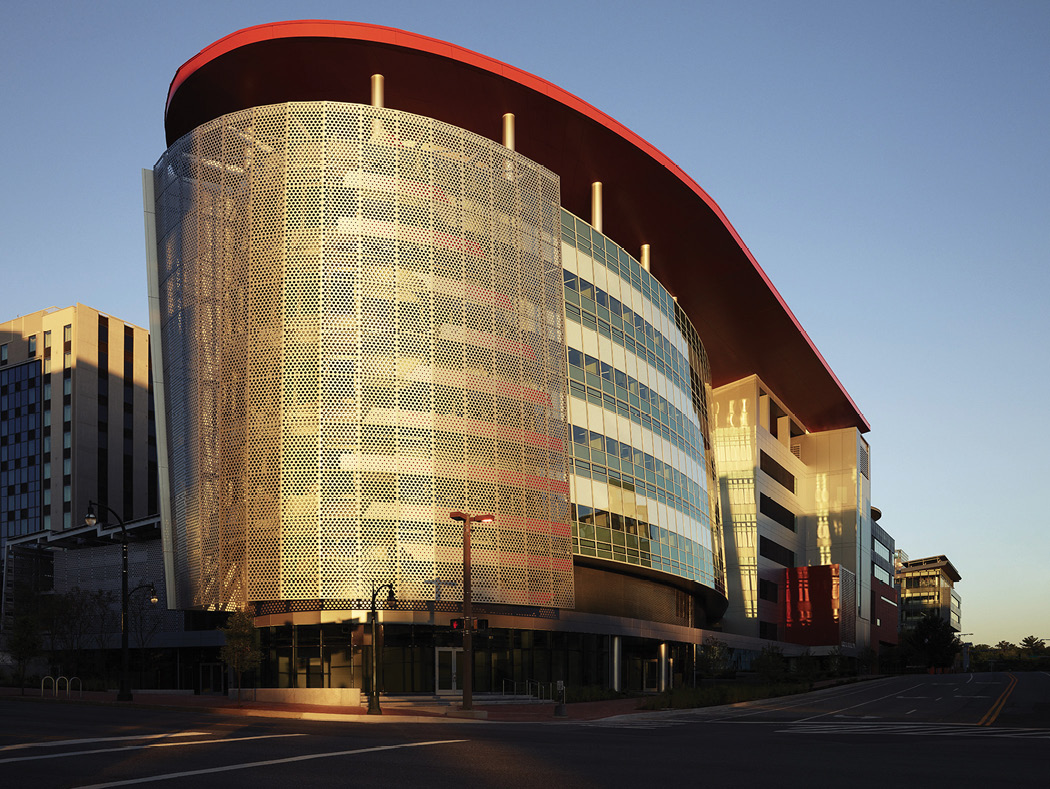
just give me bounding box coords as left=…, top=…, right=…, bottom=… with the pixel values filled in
left=85, top=501, right=157, bottom=701
left=368, top=581, right=395, bottom=715
left=449, top=511, right=494, bottom=711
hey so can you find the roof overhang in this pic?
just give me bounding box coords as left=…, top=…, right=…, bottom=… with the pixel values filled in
left=164, top=20, right=868, bottom=433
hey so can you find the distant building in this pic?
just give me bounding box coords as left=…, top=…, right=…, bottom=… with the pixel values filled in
left=895, top=552, right=962, bottom=632
left=1, top=304, right=156, bottom=629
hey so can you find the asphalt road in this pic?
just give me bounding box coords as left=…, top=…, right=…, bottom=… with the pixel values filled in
left=2, top=672, right=1048, bottom=788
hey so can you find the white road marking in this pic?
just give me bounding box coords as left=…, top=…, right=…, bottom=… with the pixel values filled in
left=705, top=677, right=900, bottom=722
left=896, top=696, right=930, bottom=699
left=906, top=710, right=916, bottom=715
left=0, top=732, right=208, bottom=752
left=0, top=734, right=305, bottom=765
left=779, top=722, right=1050, bottom=739
left=71, top=739, right=468, bottom=788
left=953, top=695, right=990, bottom=698
left=797, top=682, right=926, bottom=723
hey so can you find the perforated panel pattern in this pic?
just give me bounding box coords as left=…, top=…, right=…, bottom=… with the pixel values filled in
left=153, top=102, right=572, bottom=611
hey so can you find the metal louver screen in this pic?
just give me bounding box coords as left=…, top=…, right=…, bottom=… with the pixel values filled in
left=151, top=102, right=573, bottom=612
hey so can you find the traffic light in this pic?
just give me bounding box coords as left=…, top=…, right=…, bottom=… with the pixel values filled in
left=449, top=618, right=489, bottom=631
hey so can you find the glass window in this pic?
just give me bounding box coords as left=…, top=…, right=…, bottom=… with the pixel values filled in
left=0, top=344, right=6, bottom=364
left=63, top=325, right=72, bottom=343
left=572, top=425, right=588, bottom=445
left=567, top=348, right=583, bottom=368
left=28, top=336, right=36, bottom=356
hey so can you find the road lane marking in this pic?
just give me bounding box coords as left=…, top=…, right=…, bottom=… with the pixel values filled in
left=0, top=732, right=208, bottom=752
left=0, top=733, right=305, bottom=765
left=979, top=673, right=1017, bottom=726
left=71, top=739, right=468, bottom=788
left=796, top=682, right=926, bottom=722
left=906, top=710, right=916, bottom=715
left=705, top=677, right=900, bottom=721
left=778, top=722, right=1050, bottom=739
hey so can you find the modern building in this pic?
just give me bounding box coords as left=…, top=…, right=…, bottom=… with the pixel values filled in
left=145, top=20, right=880, bottom=694
left=895, top=552, right=962, bottom=633
left=1, top=305, right=157, bottom=630
left=711, top=377, right=897, bottom=658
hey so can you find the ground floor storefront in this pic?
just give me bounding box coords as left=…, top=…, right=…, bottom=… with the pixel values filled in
left=258, top=622, right=699, bottom=696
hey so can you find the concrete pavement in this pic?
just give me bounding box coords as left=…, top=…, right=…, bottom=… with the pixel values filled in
left=0, top=685, right=645, bottom=723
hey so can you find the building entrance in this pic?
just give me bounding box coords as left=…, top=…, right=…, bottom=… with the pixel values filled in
left=435, top=647, right=464, bottom=694
left=200, top=662, right=225, bottom=694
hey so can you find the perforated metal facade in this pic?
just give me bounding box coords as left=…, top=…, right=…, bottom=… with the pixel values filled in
left=151, top=102, right=572, bottom=612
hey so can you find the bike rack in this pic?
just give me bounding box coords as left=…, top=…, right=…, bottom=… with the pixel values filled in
left=41, top=676, right=82, bottom=698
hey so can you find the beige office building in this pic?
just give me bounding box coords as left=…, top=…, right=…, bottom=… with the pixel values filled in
left=0, top=304, right=156, bottom=541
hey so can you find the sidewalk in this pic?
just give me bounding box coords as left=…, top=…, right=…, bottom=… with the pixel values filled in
left=0, top=686, right=645, bottom=723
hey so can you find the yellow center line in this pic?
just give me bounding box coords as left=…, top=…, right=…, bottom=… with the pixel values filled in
left=978, top=673, right=1017, bottom=726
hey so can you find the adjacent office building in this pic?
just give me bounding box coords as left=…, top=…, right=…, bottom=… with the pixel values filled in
left=145, top=20, right=887, bottom=693
left=1, top=305, right=156, bottom=627
left=896, top=552, right=962, bottom=633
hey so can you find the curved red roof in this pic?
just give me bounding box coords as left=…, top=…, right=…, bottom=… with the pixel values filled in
left=165, top=20, right=868, bottom=433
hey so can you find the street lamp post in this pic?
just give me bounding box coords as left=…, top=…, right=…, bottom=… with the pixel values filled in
left=84, top=501, right=157, bottom=702
left=368, top=581, right=395, bottom=715
left=449, top=511, right=494, bottom=711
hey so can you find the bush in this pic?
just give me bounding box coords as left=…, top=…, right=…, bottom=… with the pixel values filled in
left=638, top=681, right=810, bottom=710
left=752, top=645, right=787, bottom=683
left=565, top=684, right=632, bottom=703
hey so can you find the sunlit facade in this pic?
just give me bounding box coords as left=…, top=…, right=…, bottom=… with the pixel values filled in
left=896, top=553, right=962, bottom=632
left=712, top=375, right=888, bottom=652
left=1, top=305, right=155, bottom=630
left=146, top=21, right=871, bottom=693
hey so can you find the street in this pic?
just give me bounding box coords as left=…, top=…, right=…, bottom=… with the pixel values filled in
left=1, top=673, right=1048, bottom=788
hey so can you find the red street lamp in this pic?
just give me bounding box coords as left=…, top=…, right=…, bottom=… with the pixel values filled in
left=449, top=511, right=494, bottom=711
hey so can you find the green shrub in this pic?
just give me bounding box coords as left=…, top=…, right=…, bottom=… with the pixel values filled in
left=565, top=684, right=632, bottom=703
left=638, top=681, right=810, bottom=710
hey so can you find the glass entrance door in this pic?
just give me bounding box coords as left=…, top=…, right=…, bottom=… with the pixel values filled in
left=436, top=647, right=463, bottom=694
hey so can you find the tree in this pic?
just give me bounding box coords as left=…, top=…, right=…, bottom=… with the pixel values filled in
left=752, top=645, right=787, bottom=682
left=995, top=641, right=1016, bottom=659
left=220, top=607, right=262, bottom=700
left=907, top=613, right=960, bottom=669
left=6, top=614, right=42, bottom=695
left=1019, top=635, right=1046, bottom=658
left=696, top=637, right=731, bottom=678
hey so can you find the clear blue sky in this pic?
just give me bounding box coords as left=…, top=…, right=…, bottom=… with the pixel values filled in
left=2, top=1, right=1047, bottom=647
